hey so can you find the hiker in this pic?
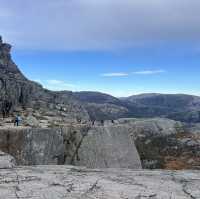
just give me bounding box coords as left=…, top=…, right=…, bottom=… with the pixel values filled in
left=2, top=110, right=6, bottom=119
left=101, top=120, right=104, bottom=126
left=92, top=120, right=95, bottom=126
left=14, top=115, right=21, bottom=126
left=111, top=120, right=115, bottom=124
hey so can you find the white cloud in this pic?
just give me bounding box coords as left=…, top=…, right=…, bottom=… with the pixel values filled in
left=101, top=70, right=166, bottom=77
left=1, top=0, right=200, bottom=51
left=133, top=70, right=166, bottom=75
left=101, top=73, right=129, bottom=77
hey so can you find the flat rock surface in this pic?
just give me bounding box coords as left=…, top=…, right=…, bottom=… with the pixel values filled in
left=0, top=166, right=199, bottom=199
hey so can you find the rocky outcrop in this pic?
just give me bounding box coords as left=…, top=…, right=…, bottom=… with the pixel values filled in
left=117, top=118, right=200, bottom=170
left=0, top=165, right=199, bottom=198
left=0, top=125, right=142, bottom=169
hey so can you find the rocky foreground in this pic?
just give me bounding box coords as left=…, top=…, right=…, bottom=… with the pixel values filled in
left=0, top=165, right=199, bottom=199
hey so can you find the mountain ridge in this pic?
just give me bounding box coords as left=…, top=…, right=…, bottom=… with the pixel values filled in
left=1, top=35, right=200, bottom=123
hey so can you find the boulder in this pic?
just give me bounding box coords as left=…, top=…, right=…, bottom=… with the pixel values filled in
left=24, top=115, right=40, bottom=127
left=0, top=151, right=16, bottom=169
left=72, top=125, right=142, bottom=169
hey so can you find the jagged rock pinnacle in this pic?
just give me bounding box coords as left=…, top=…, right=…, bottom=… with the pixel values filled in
left=0, top=36, right=19, bottom=73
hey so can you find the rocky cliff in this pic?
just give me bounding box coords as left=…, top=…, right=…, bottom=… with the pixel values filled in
left=0, top=125, right=142, bottom=169
left=0, top=36, right=89, bottom=122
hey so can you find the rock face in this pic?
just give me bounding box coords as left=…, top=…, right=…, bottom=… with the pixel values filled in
left=0, top=128, right=65, bottom=165
left=0, top=125, right=142, bottom=169
left=0, top=165, right=199, bottom=199
left=69, top=125, right=141, bottom=169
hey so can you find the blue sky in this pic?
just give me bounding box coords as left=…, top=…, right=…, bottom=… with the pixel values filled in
left=1, top=0, right=200, bottom=96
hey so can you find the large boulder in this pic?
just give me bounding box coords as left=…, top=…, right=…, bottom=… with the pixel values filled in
left=0, top=125, right=142, bottom=169
left=72, top=125, right=142, bottom=169
left=0, top=151, right=16, bottom=169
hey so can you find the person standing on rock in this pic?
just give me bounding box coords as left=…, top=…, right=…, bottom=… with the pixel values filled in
left=92, top=120, right=95, bottom=126
left=14, top=115, right=21, bottom=126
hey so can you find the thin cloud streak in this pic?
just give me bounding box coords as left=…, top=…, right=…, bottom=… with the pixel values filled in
left=101, top=73, right=129, bottom=77
left=102, top=70, right=166, bottom=77
left=132, top=70, right=166, bottom=75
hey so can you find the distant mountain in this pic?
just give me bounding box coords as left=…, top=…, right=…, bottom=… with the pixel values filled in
left=73, top=91, right=122, bottom=105
left=72, top=91, right=200, bottom=122
left=121, top=93, right=200, bottom=123
left=73, top=92, right=129, bottom=120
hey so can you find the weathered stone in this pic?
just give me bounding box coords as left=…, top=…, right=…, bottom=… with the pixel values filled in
left=0, top=151, right=16, bottom=169
left=0, top=125, right=142, bottom=169
left=0, top=165, right=199, bottom=199
left=24, top=115, right=40, bottom=127
left=0, top=128, right=65, bottom=165
left=72, top=125, right=142, bottom=169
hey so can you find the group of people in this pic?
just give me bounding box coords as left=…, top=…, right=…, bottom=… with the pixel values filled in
left=91, top=119, right=115, bottom=126
left=76, top=118, right=115, bottom=126
left=2, top=113, right=116, bottom=127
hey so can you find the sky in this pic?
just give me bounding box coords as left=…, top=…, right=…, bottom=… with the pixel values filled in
left=1, top=0, right=200, bottom=97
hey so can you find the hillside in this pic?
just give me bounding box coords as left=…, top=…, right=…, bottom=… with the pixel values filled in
left=0, top=36, right=89, bottom=126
